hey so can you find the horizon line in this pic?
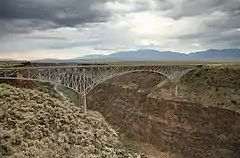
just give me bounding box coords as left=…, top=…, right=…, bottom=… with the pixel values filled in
left=0, top=48, right=239, bottom=61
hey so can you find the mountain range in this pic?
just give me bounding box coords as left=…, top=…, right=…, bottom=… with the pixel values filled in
left=3, top=49, right=240, bottom=62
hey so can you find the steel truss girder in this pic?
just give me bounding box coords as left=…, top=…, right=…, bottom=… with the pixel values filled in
left=0, top=65, right=196, bottom=96
left=0, top=64, right=197, bottom=113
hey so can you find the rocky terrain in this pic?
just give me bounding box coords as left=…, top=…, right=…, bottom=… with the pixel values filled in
left=86, top=65, right=240, bottom=158
left=88, top=84, right=240, bottom=158
left=0, top=84, right=145, bottom=158
left=179, top=65, right=240, bottom=111
left=1, top=63, right=240, bottom=158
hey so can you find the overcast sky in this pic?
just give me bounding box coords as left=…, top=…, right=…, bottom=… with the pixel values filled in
left=0, top=0, right=240, bottom=59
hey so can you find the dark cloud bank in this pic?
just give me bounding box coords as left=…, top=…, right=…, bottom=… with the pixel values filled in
left=0, top=0, right=112, bottom=37
left=0, top=0, right=240, bottom=53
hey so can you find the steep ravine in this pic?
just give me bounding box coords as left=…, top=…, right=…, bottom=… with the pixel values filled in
left=2, top=67, right=239, bottom=157
left=88, top=84, right=240, bottom=158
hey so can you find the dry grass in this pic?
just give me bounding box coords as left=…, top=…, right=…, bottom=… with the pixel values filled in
left=0, top=61, right=30, bottom=68
left=179, top=65, right=240, bottom=111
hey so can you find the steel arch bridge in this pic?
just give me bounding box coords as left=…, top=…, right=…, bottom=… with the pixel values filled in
left=0, top=64, right=197, bottom=113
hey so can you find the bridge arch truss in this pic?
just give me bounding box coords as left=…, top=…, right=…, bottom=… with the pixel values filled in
left=0, top=64, right=197, bottom=113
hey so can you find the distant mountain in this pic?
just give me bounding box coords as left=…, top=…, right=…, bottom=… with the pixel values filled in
left=78, top=49, right=240, bottom=61
left=106, top=49, right=186, bottom=60
left=0, top=59, right=17, bottom=62
left=80, top=54, right=106, bottom=59
left=188, top=49, right=240, bottom=60
left=70, top=49, right=186, bottom=61
left=29, top=49, right=240, bottom=62
left=32, top=58, right=61, bottom=63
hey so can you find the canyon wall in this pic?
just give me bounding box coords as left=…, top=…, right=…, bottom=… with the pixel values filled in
left=88, top=84, right=240, bottom=158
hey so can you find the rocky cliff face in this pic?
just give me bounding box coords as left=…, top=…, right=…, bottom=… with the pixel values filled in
left=88, top=84, right=240, bottom=158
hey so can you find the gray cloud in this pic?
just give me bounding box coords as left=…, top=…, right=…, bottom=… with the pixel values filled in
left=132, top=0, right=173, bottom=12
left=178, top=25, right=240, bottom=50
left=0, top=0, right=239, bottom=57
left=164, top=0, right=240, bottom=19
left=164, top=0, right=240, bottom=50
left=204, top=15, right=240, bottom=31
left=0, top=0, right=112, bottom=38
left=0, top=19, right=58, bottom=38
left=154, top=0, right=174, bottom=11
left=0, top=0, right=109, bottom=26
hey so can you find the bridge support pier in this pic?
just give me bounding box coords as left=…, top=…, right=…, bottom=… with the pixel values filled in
left=170, top=83, right=178, bottom=97
left=83, top=95, right=87, bottom=114
left=175, top=84, right=178, bottom=96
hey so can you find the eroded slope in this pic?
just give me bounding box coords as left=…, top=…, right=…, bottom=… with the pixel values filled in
left=87, top=66, right=240, bottom=158
left=0, top=84, right=144, bottom=158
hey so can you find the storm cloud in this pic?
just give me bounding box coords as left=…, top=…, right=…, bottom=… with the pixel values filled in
left=163, top=0, right=240, bottom=19
left=0, top=0, right=110, bottom=26
left=0, top=0, right=240, bottom=59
